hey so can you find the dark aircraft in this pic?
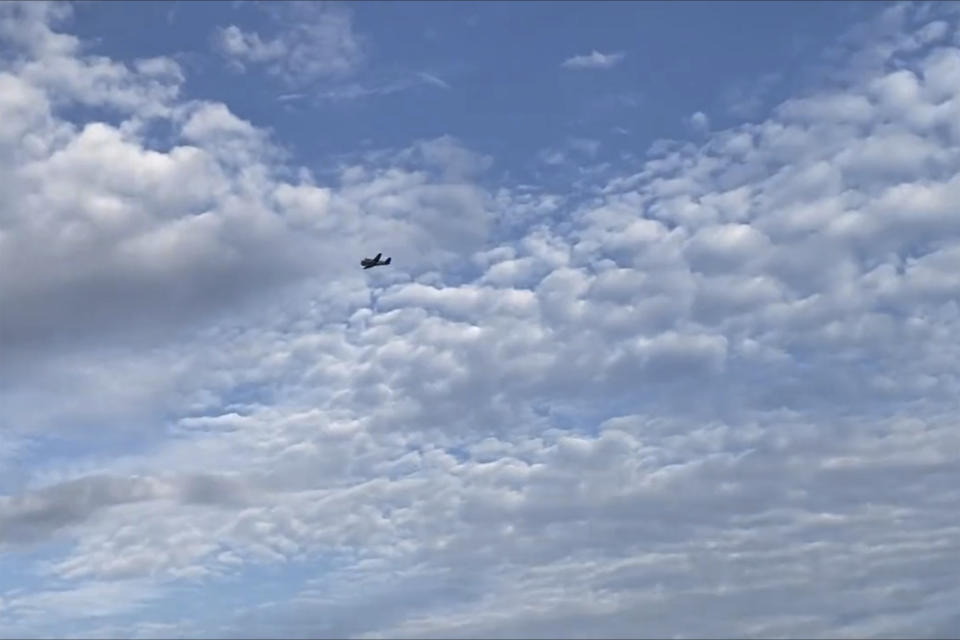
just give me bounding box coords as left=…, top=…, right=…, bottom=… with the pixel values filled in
left=361, top=252, right=392, bottom=269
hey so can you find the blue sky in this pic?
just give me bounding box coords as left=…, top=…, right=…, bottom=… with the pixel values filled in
left=3, top=1, right=960, bottom=637
left=68, top=1, right=880, bottom=176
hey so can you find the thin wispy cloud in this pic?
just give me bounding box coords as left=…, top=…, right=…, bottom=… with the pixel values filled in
left=561, top=49, right=625, bottom=70
left=311, top=71, right=451, bottom=102
left=416, top=71, right=451, bottom=90
left=210, top=3, right=448, bottom=102
left=211, top=1, right=364, bottom=85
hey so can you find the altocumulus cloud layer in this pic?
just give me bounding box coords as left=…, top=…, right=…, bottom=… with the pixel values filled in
left=2, top=1, right=960, bottom=638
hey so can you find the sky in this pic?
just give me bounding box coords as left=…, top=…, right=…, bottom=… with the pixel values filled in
left=2, top=0, right=960, bottom=637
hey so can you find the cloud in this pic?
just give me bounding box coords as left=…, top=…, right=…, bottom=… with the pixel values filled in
left=536, top=137, right=602, bottom=169
left=3, top=580, right=163, bottom=627
left=416, top=71, right=451, bottom=90
left=0, top=6, right=492, bottom=442
left=722, top=72, right=783, bottom=119
left=561, top=50, right=625, bottom=70
left=688, top=110, right=710, bottom=133
left=5, top=2, right=960, bottom=638
left=210, top=3, right=447, bottom=102
left=0, top=4, right=183, bottom=119
left=0, top=473, right=255, bottom=548
left=311, top=72, right=451, bottom=102
left=211, top=2, right=364, bottom=87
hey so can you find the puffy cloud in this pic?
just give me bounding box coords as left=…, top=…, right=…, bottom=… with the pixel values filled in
left=688, top=110, right=710, bottom=133
left=0, top=3, right=183, bottom=119
left=0, top=9, right=492, bottom=440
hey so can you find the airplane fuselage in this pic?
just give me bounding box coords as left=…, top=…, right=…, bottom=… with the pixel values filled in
left=361, top=254, right=391, bottom=269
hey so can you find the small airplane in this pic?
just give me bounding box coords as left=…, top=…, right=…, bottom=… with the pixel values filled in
left=361, top=252, right=392, bottom=269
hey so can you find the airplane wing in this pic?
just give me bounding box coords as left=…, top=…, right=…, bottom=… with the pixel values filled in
left=373, top=252, right=382, bottom=262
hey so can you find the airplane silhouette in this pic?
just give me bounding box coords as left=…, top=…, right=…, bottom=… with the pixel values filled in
left=361, top=252, right=391, bottom=269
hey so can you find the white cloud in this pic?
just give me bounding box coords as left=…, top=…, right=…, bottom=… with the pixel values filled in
left=0, top=11, right=492, bottom=444
left=3, top=580, right=162, bottom=625
left=5, top=2, right=960, bottom=639
left=309, top=72, right=450, bottom=103
left=210, top=3, right=447, bottom=102
left=0, top=5, right=183, bottom=121
left=688, top=110, right=710, bottom=133
left=0, top=1, right=78, bottom=59
left=214, top=24, right=286, bottom=65
left=416, top=71, right=451, bottom=90
left=211, top=2, right=364, bottom=87
left=561, top=50, right=625, bottom=70
left=722, top=72, right=782, bottom=119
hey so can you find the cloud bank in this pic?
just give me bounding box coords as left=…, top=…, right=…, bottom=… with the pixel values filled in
left=2, top=2, right=960, bottom=638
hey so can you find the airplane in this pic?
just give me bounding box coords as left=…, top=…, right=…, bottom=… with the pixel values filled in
left=361, top=252, right=392, bottom=269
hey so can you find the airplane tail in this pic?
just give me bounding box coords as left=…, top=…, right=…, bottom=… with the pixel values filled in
left=384, top=257, right=391, bottom=265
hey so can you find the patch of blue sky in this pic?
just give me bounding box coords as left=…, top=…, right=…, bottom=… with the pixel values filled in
left=15, top=555, right=350, bottom=638
left=0, top=541, right=74, bottom=596
left=64, top=1, right=884, bottom=183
